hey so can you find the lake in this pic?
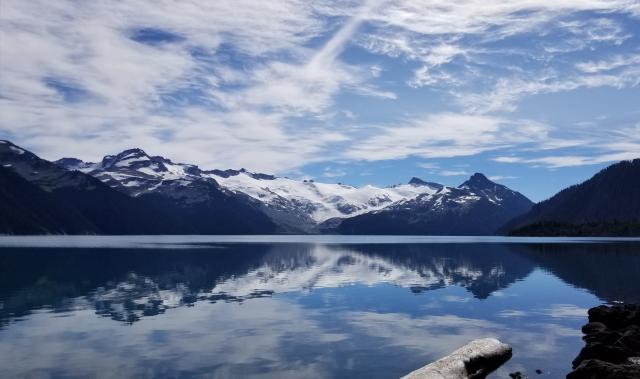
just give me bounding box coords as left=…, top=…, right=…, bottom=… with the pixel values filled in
left=1, top=236, right=639, bottom=378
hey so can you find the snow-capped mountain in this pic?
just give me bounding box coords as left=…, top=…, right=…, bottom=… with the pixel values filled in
left=337, top=173, right=534, bottom=235
left=55, top=148, right=444, bottom=232
left=206, top=171, right=439, bottom=222
left=56, top=148, right=203, bottom=197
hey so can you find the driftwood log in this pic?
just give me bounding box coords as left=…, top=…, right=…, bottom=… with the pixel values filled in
left=401, top=338, right=512, bottom=379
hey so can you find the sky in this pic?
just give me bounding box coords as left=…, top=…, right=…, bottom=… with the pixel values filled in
left=1, top=0, right=639, bottom=201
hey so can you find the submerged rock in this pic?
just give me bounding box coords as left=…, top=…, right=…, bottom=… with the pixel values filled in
left=401, top=338, right=512, bottom=379
left=568, top=304, right=640, bottom=379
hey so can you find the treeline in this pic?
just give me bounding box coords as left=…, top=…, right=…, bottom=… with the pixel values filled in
left=508, top=221, right=640, bottom=237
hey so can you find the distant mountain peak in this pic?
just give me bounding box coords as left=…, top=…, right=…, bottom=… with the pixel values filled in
left=116, top=148, right=149, bottom=159
left=409, top=177, right=426, bottom=185
left=99, top=148, right=153, bottom=169
left=409, top=177, right=444, bottom=189
left=470, top=172, right=490, bottom=181
left=459, top=173, right=496, bottom=190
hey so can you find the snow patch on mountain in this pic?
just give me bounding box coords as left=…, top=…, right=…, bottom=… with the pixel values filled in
left=203, top=170, right=439, bottom=222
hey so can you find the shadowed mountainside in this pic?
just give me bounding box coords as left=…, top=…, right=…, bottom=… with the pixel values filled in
left=504, top=159, right=640, bottom=236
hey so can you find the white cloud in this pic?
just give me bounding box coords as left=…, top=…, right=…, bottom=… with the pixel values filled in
left=417, top=162, right=440, bottom=169
left=491, top=124, right=640, bottom=168
left=439, top=170, right=470, bottom=177
left=360, top=31, right=468, bottom=86
left=494, top=149, right=639, bottom=168
left=323, top=167, right=348, bottom=178
left=1, top=0, right=638, bottom=173
left=409, top=44, right=467, bottom=87
left=368, top=1, right=639, bottom=37
left=576, top=53, right=640, bottom=73
left=494, top=157, right=523, bottom=163
left=504, top=152, right=639, bottom=168
left=457, top=65, right=640, bottom=113
left=346, top=113, right=550, bottom=161
left=560, top=18, right=631, bottom=45
left=0, top=0, right=383, bottom=172
left=357, top=3, right=640, bottom=110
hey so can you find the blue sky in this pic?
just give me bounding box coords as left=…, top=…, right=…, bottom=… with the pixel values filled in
left=1, top=1, right=639, bottom=201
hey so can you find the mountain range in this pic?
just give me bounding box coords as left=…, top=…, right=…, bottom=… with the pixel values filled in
left=0, top=140, right=638, bottom=236
left=0, top=141, right=275, bottom=234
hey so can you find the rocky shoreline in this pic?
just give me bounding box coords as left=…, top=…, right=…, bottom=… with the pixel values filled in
left=568, top=304, right=640, bottom=378
left=401, top=304, right=639, bottom=379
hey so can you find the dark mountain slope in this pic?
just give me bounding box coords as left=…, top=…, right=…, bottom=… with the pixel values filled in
left=0, top=141, right=186, bottom=234
left=505, top=159, right=640, bottom=236
left=0, top=140, right=275, bottom=234
left=137, top=180, right=277, bottom=234
left=0, top=167, right=96, bottom=234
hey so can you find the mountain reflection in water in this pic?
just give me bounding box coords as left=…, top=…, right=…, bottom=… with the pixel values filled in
left=1, top=241, right=639, bottom=378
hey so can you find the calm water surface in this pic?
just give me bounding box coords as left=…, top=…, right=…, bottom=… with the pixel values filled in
left=1, top=236, right=639, bottom=378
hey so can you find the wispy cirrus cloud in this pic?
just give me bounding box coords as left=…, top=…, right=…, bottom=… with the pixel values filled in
left=488, top=175, right=519, bottom=181
left=0, top=0, right=639, bottom=184
left=322, top=167, right=348, bottom=178
left=456, top=64, right=640, bottom=114
left=345, top=113, right=550, bottom=161
left=495, top=151, right=640, bottom=168
left=358, top=1, right=639, bottom=90
left=575, top=53, right=640, bottom=73
left=0, top=0, right=374, bottom=172
left=439, top=170, right=471, bottom=177
left=493, top=125, right=640, bottom=168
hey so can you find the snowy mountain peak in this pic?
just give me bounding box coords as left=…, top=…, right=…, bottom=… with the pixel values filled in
left=119, top=147, right=147, bottom=157
left=101, top=148, right=153, bottom=169
left=459, top=173, right=496, bottom=190
left=409, top=177, right=444, bottom=189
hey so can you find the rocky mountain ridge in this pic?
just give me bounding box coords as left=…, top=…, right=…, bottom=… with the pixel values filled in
left=54, top=145, right=533, bottom=234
